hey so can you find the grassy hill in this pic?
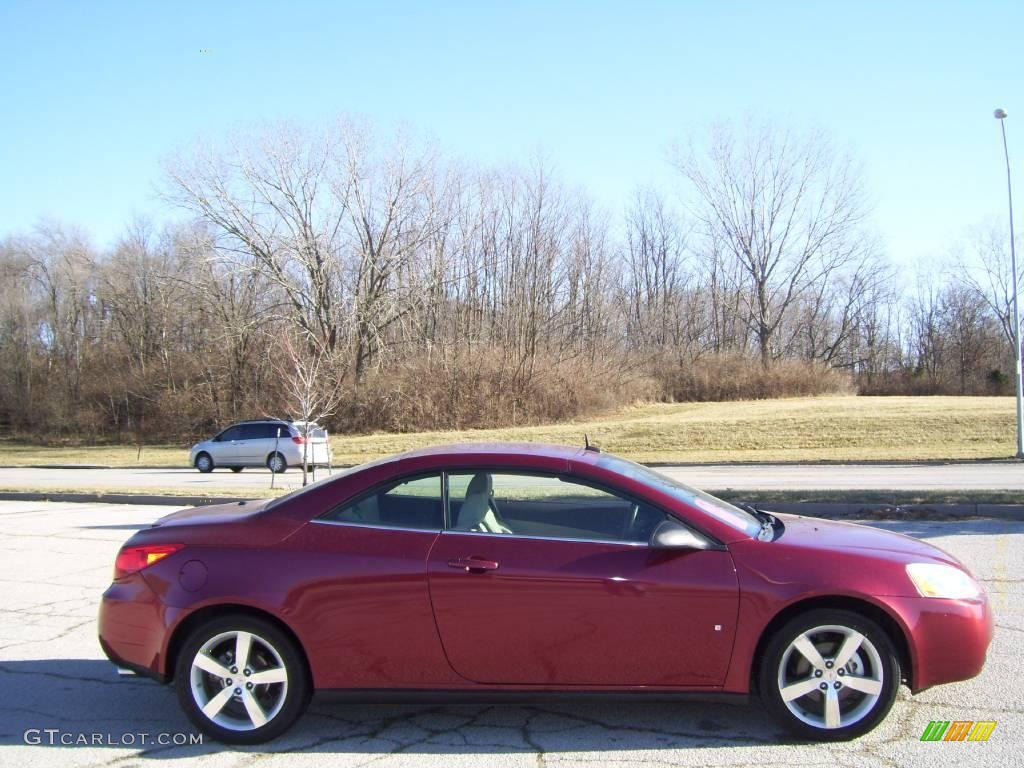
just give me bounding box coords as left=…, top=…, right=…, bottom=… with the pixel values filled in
left=0, top=396, right=1016, bottom=467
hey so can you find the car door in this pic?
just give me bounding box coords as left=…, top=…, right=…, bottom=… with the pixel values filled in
left=427, top=471, right=740, bottom=687
left=210, top=426, right=243, bottom=464
left=285, top=473, right=451, bottom=687
left=236, top=423, right=270, bottom=465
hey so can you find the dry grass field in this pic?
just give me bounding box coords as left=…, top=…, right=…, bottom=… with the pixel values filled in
left=0, top=395, right=1016, bottom=467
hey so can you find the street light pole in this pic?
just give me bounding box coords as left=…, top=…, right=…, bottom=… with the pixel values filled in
left=994, top=108, right=1024, bottom=459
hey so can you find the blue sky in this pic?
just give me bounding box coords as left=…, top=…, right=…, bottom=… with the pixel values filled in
left=1, top=0, right=1020, bottom=265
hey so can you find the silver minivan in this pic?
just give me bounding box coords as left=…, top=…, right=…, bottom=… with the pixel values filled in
left=189, top=419, right=332, bottom=473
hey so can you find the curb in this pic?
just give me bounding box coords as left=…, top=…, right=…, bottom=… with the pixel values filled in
left=4, top=460, right=1022, bottom=470
left=0, top=492, right=249, bottom=507
left=2, top=490, right=1023, bottom=520
left=645, top=458, right=1024, bottom=467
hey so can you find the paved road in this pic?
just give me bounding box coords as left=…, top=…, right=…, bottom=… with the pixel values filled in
left=0, top=462, right=1023, bottom=495
left=0, top=500, right=1019, bottom=767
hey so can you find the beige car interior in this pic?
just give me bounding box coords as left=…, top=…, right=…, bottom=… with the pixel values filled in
left=455, top=473, right=513, bottom=534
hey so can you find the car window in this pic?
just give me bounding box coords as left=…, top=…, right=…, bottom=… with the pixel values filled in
left=263, top=423, right=290, bottom=439
left=321, top=474, right=443, bottom=531
left=218, top=426, right=243, bottom=441
left=447, top=472, right=666, bottom=543
left=593, top=454, right=761, bottom=537
left=236, top=423, right=265, bottom=440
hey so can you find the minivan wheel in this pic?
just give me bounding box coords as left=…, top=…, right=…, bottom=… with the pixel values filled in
left=759, top=608, right=900, bottom=741
left=230, top=467, right=243, bottom=473
left=267, top=453, right=287, bottom=473
left=175, top=615, right=310, bottom=744
left=195, top=453, right=214, bottom=473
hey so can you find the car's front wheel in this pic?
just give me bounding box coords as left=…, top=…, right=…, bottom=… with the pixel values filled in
left=175, top=615, right=310, bottom=744
left=759, top=608, right=900, bottom=741
left=194, top=453, right=214, bottom=473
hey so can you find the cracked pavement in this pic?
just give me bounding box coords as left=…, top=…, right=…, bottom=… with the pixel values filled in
left=0, top=500, right=1019, bottom=767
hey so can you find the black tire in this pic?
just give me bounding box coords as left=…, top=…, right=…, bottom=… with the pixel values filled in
left=267, top=453, right=287, bottom=473
left=174, top=614, right=310, bottom=745
left=759, top=608, right=900, bottom=741
left=230, top=467, right=243, bottom=473
left=195, top=452, right=214, bottom=473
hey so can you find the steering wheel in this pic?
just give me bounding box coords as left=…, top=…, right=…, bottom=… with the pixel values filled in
left=622, top=502, right=641, bottom=541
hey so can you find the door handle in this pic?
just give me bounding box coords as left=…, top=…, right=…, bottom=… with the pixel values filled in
left=447, top=557, right=499, bottom=572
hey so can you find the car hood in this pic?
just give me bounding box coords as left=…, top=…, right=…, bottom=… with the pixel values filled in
left=153, top=499, right=271, bottom=527
left=773, top=512, right=963, bottom=567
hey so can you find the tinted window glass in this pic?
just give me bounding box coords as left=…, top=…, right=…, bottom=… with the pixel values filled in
left=448, top=472, right=665, bottom=543
left=263, top=423, right=290, bottom=439
left=237, top=423, right=266, bottom=440
left=323, top=475, right=443, bottom=530
left=218, top=426, right=243, bottom=441
left=593, top=454, right=761, bottom=537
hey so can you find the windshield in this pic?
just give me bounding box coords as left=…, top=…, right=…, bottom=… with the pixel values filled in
left=595, top=454, right=762, bottom=537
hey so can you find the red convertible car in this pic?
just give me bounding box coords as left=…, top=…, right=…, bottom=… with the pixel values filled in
left=98, top=443, right=992, bottom=744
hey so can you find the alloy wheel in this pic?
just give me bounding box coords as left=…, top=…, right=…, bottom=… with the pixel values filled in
left=189, top=630, right=289, bottom=731
left=777, top=624, right=884, bottom=730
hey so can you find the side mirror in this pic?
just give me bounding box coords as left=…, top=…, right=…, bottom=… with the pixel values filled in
left=649, top=519, right=712, bottom=550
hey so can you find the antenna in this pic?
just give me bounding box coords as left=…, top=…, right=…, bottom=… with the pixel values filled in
left=583, top=434, right=601, bottom=453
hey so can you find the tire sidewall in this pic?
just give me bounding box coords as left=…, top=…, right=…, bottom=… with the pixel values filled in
left=267, top=453, right=287, bottom=473
left=759, top=608, right=901, bottom=741
left=174, top=615, right=310, bottom=745
left=195, top=453, right=213, bottom=473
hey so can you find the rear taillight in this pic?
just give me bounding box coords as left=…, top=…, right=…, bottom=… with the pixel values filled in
left=291, top=436, right=305, bottom=444
left=114, top=544, right=184, bottom=580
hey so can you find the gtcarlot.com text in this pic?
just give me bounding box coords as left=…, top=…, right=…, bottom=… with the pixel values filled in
left=23, top=729, right=203, bottom=746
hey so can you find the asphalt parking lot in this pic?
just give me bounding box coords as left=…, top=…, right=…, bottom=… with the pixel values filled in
left=0, top=500, right=1020, bottom=768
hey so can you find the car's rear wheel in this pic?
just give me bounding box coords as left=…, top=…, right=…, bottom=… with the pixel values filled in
left=174, top=615, right=310, bottom=744
left=195, top=453, right=214, bottom=473
left=759, top=608, right=900, bottom=741
left=267, top=453, right=287, bottom=473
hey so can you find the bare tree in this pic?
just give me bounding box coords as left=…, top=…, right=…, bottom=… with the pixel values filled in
left=13, top=114, right=1015, bottom=438
left=272, top=331, right=346, bottom=486
left=674, top=121, right=871, bottom=368
left=622, top=189, right=689, bottom=349
left=331, top=123, right=443, bottom=380
left=163, top=122, right=346, bottom=352
left=955, top=220, right=1023, bottom=351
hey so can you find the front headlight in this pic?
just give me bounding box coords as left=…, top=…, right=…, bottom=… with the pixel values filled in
left=906, top=563, right=982, bottom=599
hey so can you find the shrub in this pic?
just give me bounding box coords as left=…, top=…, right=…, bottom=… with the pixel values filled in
left=652, top=352, right=853, bottom=402
left=333, top=347, right=658, bottom=433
